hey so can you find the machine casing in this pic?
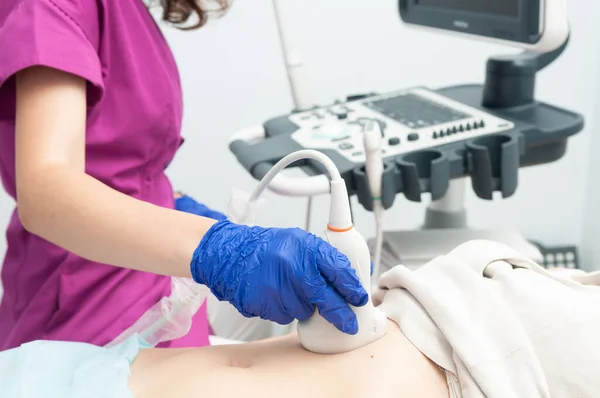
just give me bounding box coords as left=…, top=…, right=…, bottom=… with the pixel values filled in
left=399, top=0, right=569, bottom=53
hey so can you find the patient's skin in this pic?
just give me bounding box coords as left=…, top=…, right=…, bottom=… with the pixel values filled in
left=129, top=319, right=449, bottom=398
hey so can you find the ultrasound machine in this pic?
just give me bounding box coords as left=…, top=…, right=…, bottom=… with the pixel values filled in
left=229, top=0, right=583, bottom=275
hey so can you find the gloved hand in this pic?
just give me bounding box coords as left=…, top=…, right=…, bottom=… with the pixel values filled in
left=175, top=194, right=227, bottom=221
left=191, top=220, right=369, bottom=335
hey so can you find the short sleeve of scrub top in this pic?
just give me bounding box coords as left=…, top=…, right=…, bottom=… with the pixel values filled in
left=0, top=0, right=104, bottom=104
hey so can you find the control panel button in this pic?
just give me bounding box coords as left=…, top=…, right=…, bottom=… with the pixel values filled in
left=352, top=151, right=363, bottom=157
left=337, top=113, right=348, bottom=120
left=388, top=137, right=400, bottom=146
left=339, top=143, right=354, bottom=150
left=316, top=123, right=348, bottom=138
left=330, top=106, right=348, bottom=117
left=357, top=118, right=387, bottom=135
left=331, top=135, right=350, bottom=142
left=432, top=131, right=438, bottom=139
left=407, top=133, right=419, bottom=141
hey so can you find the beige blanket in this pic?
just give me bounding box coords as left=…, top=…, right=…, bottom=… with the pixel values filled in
left=375, top=240, right=600, bottom=398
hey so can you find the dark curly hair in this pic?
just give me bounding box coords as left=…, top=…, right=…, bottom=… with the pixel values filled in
left=160, top=0, right=230, bottom=30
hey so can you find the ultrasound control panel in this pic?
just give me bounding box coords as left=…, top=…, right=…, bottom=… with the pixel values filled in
left=288, top=87, right=515, bottom=163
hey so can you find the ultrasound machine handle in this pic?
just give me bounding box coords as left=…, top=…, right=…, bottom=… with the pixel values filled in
left=229, top=126, right=331, bottom=197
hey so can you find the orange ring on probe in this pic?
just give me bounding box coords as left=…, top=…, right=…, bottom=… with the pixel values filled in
left=326, top=224, right=353, bottom=232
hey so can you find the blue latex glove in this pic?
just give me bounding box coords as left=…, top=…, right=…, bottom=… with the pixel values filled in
left=191, top=220, right=369, bottom=335
left=175, top=195, right=227, bottom=221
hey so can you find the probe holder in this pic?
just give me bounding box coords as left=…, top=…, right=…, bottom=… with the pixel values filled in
left=466, top=134, right=525, bottom=199
left=396, top=150, right=450, bottom=202
left=353, top=162, right=397, bottom=212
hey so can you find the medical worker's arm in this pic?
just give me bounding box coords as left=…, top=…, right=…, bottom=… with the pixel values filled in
left=15, top=67, right=214, bottom=278
left=14, top=66, right=368, bottom=334
left=128, top=319, right=449, bottom=398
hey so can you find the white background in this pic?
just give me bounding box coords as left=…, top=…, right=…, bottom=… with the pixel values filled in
left=1, top=0, right=600, bottom=299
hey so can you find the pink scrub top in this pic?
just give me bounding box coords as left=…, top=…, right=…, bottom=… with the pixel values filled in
left=0, top=0, right=210, bottom=350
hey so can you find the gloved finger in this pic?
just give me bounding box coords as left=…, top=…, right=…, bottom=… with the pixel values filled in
left=204, top=210, right=228, bottom=221
left=175, top=195, right=227, bottom=220
left=314, top=245, right=368, bottom=308
left=299, top=261, right=358, bottom=334
left=276, top=285, right=315, bottom=323
left=231, top=289, right=296, bottom=326
left=370, top=261, right=374, bottom=276
left=311, top=282, right=359, bottom=335
left=281, top=294, right=316, bottom=323
left=174, top=195, right=197, bottom=212
left=265, top=311, right=295, bottom=326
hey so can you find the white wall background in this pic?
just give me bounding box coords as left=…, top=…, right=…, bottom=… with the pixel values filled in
left=1, top=0, right=600, bottom=298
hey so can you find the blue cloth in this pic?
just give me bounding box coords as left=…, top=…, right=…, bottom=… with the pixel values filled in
left=175, top=195, right=227, bottom=221
left=191, top=220, right=369, bottom=335
left=0, top=334, right=148, bottom=397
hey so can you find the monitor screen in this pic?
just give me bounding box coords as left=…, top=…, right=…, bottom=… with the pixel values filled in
left=416, top=0, right=520, bottom=18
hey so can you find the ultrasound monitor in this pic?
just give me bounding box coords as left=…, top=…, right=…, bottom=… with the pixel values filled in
left=399, top=0, right=568, bottom=52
